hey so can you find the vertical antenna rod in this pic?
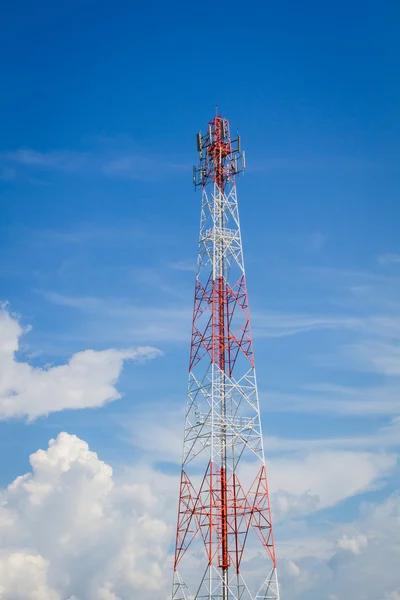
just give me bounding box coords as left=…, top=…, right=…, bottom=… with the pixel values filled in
left=172, top=113, right=280, bottom=600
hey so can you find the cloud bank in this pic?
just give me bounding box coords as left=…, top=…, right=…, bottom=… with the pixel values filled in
left=0, top=431, right=398, bottom=600
left=0, top=432, right=172, bottom=600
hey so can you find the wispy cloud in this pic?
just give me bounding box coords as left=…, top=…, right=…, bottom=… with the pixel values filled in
left=308, top=231, right=327, bottom=252
left=252, top=312, right=359, bottom=338
left=41, top=290, right=362, bottom=344
left=0, top=165, right=16, bottom=181
left=286, top=231, right=328, bottom=254
left=0, top=139, right=189, bottom=182
left=39, top=275, right=400, bottom=346
left=264, top=416, right=400, bottom=453
left=40, top=291, right=192, bottom=344
left=341, top=340, right=400, bottom=375
left=378, top=253, right=400, bottom=266
left=34, top=222, right=157, bottom=247
left=2, top=149, right=87, bottom=172
left=265, top=383, right=400, bottom=416
left=34, top=261, right=400, bottom=431
left=102, top=154, right=188, bottom=179
left=249, top=156, right=372, bottom=174
left=168, top=259, right=197, bottom=272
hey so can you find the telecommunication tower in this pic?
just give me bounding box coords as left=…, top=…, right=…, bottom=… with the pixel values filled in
left=172, top=113, right=280, bottom=600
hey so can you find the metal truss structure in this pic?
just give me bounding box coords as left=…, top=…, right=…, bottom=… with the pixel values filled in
left=172, top=113, right=280, bottom=600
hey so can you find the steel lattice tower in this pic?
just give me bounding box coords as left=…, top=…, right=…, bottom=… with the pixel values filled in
left=172, top=113, right=280, bottom=600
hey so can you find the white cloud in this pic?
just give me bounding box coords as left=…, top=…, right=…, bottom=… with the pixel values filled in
left=252, top=312, right=359, bottom=338
left=0, top=166, right=16, bottom=181
left=0, top=432, right=174, bottom=600
left=252, top=311, right=400, bottom=342
left=269, top=451, right=396, bottom=518
left=0, top=143, right=187, bottom=182
left=0, top=430, right=398, bottom=600
left=0, top=552, right=60, bottom=600
left=127, top=408, right=397, bottom=520
left=1, top=149, right=87, bottom=171
left=281, top=493, right=400, bottom=600
left=37, top=260, right=400, bottom=348
left=126, top=406, right=183, bottom=462
left=266, top=384, right=400, bottom=416
left=0, top=307, right=161, bottom=420
left=265, top=416, right=400, bottom=453
left=39, top=292, right=366, bottom=342
left=285, top=560, right=301, bottom=578
left=337, top=534, right=368, bottom=555
left=343, top=340, right=400, bottom=375
left=308, top=232, right=327, bottom=252
left=40, top=291, right=192, bottom=344
left=287, top=231, right=327, bottom=253
left=378, top=253, right=400, bottom=265
left=168, top=259, right=196, bottom=272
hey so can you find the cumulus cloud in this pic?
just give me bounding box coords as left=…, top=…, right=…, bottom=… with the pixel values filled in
left=0, top=432, right=174, bottom=600
left=0, top=553, right=60, bottom=600
left=0, top=430, right=398, bottom=600
left=269, top=450, right=396, bottom=516
left=276, top=492, right=400, bottom=600
left=0, top=307, right=161, bottom=420
left=337, top=534, right=368, bottom=555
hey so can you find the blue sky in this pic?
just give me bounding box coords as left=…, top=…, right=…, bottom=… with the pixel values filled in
left=0, top=1, right=399, bottom=599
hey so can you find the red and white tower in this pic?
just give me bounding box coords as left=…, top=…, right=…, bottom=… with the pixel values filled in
left=172, top=113, right=280, bottom=600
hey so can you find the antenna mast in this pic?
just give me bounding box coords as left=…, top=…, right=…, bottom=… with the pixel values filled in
left=173, top=113, right=280, bottom=600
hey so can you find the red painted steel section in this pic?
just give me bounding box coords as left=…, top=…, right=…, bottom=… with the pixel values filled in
left=174, top=465, right=276, bottom=571
left=189, top=276, right=254, bottom=374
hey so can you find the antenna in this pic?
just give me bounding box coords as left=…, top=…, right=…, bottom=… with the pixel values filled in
left=221, top=119, right=226, bottom=140
left=193, top=113, right=245, bottom=187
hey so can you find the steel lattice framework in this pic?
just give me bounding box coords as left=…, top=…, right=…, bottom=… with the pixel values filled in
left=172, top=113, right=280, bottom=600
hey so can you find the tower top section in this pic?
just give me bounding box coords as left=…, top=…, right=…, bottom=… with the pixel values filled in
left=193, top=113, right=246, bottom=191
